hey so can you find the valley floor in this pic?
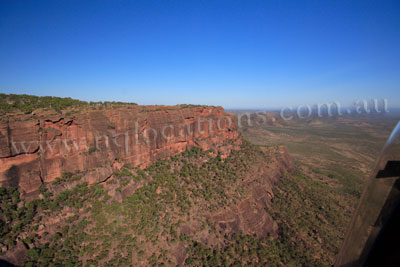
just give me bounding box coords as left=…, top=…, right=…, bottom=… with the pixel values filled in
left=241, top=113, right=399, bottom=265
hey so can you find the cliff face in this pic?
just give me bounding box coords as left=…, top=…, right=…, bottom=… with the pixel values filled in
left=0, top=106, right=240, bottom=197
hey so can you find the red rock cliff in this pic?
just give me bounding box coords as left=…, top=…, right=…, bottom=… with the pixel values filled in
left=0, top=106, right=240, bottom=197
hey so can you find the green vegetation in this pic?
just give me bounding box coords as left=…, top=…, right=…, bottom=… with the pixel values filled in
left=0, top=138, right=335, bottom=266
left=52, top=171, right=83, bottom=185
left=266, top=170, right=351, bottom=265
left=0, top=187, right=39, bottom=248
left=0, top=93, right=137, bottom=114
left=178, top=104, right=210, bottom=109
left=185, top=231, right=319, bottom=266
left=2, top=112, right=391, bottom=265
left=0, top=94, right=88, bottom=114
left=87, top=147, right=97, bottom=154
left=239, top=113, right=395, bottom=264
left=3, top=140, right=298, bottom=266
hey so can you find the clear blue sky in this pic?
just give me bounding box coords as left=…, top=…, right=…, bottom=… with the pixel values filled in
left=1, top=0, right=399, bottom=108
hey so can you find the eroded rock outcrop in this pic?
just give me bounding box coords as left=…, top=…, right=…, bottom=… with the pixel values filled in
left=209, top=145, right=295, bottom=238
left=0, top=105, right=240, bottom=197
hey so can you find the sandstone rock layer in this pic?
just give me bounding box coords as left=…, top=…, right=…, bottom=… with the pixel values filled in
left=0, top=106, right=240, bottom=197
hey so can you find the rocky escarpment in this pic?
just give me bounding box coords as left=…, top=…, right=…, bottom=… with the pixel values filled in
left=209, top=145, right=295, bottom=238
left=0, top=105, right=240, bottom=197
left=0, top=103, right=298, bottom=266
